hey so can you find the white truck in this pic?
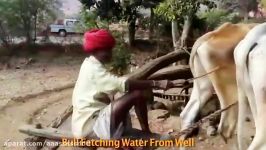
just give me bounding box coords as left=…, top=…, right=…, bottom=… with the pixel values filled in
left=49, top=19, right=81, bottom=37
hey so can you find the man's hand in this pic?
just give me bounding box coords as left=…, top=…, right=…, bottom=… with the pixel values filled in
left=94, top=92, right=111, bottom=104
left=155, top=80, right=174, bottom=90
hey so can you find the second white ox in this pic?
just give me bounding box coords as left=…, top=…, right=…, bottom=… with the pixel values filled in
left=180, top=23, right=256, bottom=139
left=234, top=22, right=266, bottom=150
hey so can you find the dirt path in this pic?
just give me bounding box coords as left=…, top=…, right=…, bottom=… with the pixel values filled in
left=0, top=56, right=81, bottom=149
left=0, top=88, right=73, bottom=150
left=0, top=56, right=81, bottom=108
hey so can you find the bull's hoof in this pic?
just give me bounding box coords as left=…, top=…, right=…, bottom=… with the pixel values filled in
left=217, top=123, right=235, bottom=143
left=219, top=132, right=228, bottom=143
left=207, top=126, right=217, bottom=136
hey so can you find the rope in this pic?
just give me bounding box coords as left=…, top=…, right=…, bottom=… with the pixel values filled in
left=187, top=66, right=221, bottom=82
left=180, top=47, right=191, bottom=55
left=171, top=101, right=238, bottom=138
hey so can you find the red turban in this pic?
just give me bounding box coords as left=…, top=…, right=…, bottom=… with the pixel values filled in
left=83, top=29, right=116, bottom=53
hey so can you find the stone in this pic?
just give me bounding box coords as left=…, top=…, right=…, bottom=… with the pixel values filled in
left=157, top=111, right=170, bottom=119
left=198, top=136, right=204, bottom=141
left=151, top=101, right=167, bottom=110
left=205, top=139, right=209, bottom=144
left=148, top=109, right=170, bottom=120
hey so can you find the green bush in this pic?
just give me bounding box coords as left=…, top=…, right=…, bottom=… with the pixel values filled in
left=198, top=9, right=241, bottom=30
left=108, top=31, right=131, bottom=76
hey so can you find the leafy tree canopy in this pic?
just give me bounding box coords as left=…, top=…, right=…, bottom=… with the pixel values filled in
left=154, top=0, right=216, bottom=22
left=0, top=0, right=61, bottom=39
left=79, top=0, right=163, bottom=21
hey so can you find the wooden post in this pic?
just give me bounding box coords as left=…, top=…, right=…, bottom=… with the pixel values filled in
left=184, top=80, right=189, bottom=104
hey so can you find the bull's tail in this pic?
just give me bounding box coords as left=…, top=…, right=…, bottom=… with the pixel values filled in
left=189, top=33, right=213, bottom=77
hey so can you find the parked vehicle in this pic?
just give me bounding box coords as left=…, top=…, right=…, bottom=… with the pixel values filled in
left=49, top=19, right=81, bottom=37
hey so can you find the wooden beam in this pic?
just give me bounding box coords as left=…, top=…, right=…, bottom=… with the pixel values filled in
left=148, top=65, right=192, bottom=80
left=19, top=124, right=169, bottom=141
left=19, top=125, right=73, bottom=141
left=126, top=50, right=189, bottom=79
left=23, top=105, right=73, bottom=149
left=42, top=105, right=73, bottom=149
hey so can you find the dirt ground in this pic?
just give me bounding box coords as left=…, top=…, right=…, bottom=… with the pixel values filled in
left=0, top=55, right=255, bottom=150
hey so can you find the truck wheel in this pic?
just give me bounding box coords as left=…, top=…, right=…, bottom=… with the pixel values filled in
left=59, top=30, right=66, bottom=37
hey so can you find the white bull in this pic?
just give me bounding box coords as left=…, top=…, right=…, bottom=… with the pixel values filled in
left=180, top=23, right=256, bottom=139
left=234, top=22, right=266, bottom=150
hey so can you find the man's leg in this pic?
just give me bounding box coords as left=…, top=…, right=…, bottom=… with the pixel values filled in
left=134, top=98, right=150, bottom=132
left=111, top=90, right=150, bottom=134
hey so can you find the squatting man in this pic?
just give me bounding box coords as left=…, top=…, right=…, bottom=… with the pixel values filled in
left=71, top=29, right=174, bottom=140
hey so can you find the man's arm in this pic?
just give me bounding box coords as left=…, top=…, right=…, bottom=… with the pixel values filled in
left=96, top=66, right=173, bottom=93
left=125, top=79, right=173, bottom=91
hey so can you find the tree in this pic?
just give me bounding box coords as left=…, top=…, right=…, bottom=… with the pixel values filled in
left=238, top=0, right=258, bottom=21
left=154, top=0, right=215, bottom=48
left=140, top=1, right=164, bottom=39
left=154, top=0, right=179, bottom=49
left=79, top=0, right=162, bottom=46
left=216, top=0, right=239, bottom=11
left=0, top=0, right=61, bottom=45
left=0, top=21, right=11, bottom=50
left=217, top=0, right=258, bottom=21
left=121, top=0, right=162, bottom=46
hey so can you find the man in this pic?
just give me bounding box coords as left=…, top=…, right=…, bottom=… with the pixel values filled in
left=72, top=29, right=173, bottom=139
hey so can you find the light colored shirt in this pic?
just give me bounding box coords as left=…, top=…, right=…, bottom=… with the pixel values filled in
left=72, top=56, right=127, bottom=138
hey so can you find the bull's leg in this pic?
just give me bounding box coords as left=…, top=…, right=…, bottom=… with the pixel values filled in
left=247, top=47, right=266, bottom=150
left=234, top=39, right=258, bottom=150
left=180, top=78, right=213, bottom=129
left=237, top=85, right=249, bottom=150
left=180, top=54, right=213, bottom=130
left=215, top=83, right=238, bottom=140
left=236, top=58, right=255, bottom=150
left=248, top=91, right=266, bottom=150
left=197, top=47, right=238, bottom=139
